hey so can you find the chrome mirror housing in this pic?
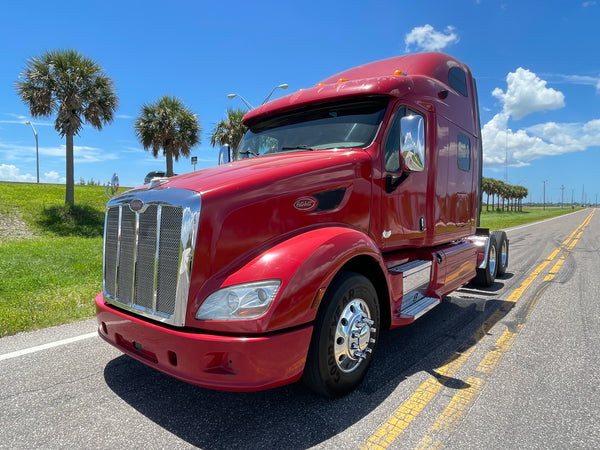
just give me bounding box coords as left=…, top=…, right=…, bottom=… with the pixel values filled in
left=400, top=115, right=425, bottom=172
left=218, top=145, right=231, bottom=165
left=105, top=173, right=119, bottom=199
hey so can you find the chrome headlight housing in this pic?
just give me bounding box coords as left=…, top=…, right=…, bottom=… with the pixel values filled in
left=195, top=280, right=281, bottom=320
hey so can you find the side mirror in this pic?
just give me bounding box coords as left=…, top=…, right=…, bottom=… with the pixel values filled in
left=400, top=115, right=425, bottom=172
left=218, top=145, right=231, bottom=165
left=105, top=173, right=119, bottom=199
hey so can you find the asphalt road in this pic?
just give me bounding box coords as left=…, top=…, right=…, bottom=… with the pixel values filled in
left=1, top=208, right=598, bottom=449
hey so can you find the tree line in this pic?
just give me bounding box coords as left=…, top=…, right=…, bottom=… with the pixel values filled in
left=482, top=177, right=528, bottom=212
left=15, top=49, right=247, bottom=206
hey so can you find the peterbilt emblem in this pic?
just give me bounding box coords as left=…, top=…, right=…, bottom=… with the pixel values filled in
left=294, top=196, right=318, bottom=211
left=129, top=199, right=144, bottom=212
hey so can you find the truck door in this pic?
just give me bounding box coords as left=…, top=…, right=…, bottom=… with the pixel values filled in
left=381, top=105, right=428, bottom=250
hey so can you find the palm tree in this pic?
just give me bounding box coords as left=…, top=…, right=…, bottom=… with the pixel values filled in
left=134, top=96, right=201, bottom=177
left=482, top=177, right=492, bottom=212
left=16, top=49, right=118, bottom=206
left=210, top=108, right=247, bottom=160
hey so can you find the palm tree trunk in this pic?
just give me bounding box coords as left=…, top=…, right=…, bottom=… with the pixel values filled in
left=166, top=150, right=174, bottom=177
left=65, top=132, right=75, bottom=206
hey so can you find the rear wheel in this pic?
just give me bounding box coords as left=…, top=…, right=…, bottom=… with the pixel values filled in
left=493, top=230, right=509, bottom=277
left=475, top=233, right=498, bottom=287
left=303, top=272, right=380, bottom=397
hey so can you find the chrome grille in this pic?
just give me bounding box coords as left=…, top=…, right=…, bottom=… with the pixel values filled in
left=103, top=188, right=201, bottom=326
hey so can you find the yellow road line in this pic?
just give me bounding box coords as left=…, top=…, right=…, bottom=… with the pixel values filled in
left=414, top=209, right=595, bottom=448
left=475, top=328, right=520, bottom=374
left=414, top=376, right=484, bottom=450
left=362, top=209, right=595, bottom=449
left=544, top=212, right=594, bottom=282
left=363, top=346, right=476, bottom=449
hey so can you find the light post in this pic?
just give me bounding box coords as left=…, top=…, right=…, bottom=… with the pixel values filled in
left=262, top=83, right=288, bottom=104
left=24, top=121, right=39, bottom=184
left=228, top=83, right=289, bottom=109
left=542, top=180, right=548, bottom=210
left=227, top=93, right=254, bottom=109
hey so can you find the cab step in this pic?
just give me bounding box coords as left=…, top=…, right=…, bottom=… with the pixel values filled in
left=399, top=294, right=440, bottom=320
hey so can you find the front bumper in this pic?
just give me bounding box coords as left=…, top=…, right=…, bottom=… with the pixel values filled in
left=95, top=293, right=313, bottom=391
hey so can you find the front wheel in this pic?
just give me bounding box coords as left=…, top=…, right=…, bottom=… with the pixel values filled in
left=303, top=272, right=380, bottom=397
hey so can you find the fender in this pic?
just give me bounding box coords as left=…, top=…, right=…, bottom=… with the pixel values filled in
left=194, top=226, right=386, bottom=334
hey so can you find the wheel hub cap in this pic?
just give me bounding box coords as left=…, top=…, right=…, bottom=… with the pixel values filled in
left=334, top=299, right=376, bottom=373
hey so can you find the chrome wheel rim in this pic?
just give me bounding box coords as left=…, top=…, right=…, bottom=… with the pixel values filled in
left=489, top=243, right=497, bottom=275
left=334, top=299, right=376, bottom=373
left=500, top=240, right=508, bottom=267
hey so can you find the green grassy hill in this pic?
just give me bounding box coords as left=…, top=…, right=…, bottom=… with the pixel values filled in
left=0, top=183, right=113, bottom=337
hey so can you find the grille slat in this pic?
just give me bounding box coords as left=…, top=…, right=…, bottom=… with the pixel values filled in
left=102, top=189, right=201, bottom=327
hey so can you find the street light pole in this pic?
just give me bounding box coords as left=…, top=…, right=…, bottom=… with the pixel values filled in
left=262, top=83, right=288, bottom=104
left=25, top=121, right=39, bottom=184
left=228, top=83, right=289, bottom=110
left=227, top=93, right=254, bottom=109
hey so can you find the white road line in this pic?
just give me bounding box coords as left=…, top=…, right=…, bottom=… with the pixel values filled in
left=0, top=332, right=98, bottom=362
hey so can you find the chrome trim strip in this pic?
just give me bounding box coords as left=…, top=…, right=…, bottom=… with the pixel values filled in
left=153, top=204, right=162, bottom=314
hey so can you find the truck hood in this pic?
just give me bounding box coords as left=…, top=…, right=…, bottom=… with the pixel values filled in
left=159, top=149, right=366, bottom=197
left=157, top=149, right=374, bottom=304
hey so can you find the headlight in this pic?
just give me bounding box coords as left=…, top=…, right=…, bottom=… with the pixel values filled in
left=195, top=280, right=281, bottom=320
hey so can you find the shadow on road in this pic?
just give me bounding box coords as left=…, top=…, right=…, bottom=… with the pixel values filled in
left=103, top=281, right=510, bottom=449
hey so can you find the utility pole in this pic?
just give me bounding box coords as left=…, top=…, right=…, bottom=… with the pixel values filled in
left=571, top=189, right=574, bottom=207
left=543, top=180, right=548, bottom=210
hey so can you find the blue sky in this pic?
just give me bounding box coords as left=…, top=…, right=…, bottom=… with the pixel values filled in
left=1, top=0, right=599, bottom=205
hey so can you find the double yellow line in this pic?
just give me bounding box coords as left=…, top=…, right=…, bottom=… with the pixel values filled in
left=363, top=209, right=595, bottom=449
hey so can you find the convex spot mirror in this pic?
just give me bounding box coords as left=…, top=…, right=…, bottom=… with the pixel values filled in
left=105, top=173, right=119, bottom=199
left=218, top=145, right=231, bottom=165
left=400, top=114, right=425, bottom=172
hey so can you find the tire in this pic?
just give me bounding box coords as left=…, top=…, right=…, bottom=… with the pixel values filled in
left=303, top=272, right=380, bottom=397
left=474, top=233, right=498, bottom=287
left=493, top=230, right=509, bottom=277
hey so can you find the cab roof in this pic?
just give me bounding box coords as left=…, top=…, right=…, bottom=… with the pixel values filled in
left=243, top=52, right=472, bottom=127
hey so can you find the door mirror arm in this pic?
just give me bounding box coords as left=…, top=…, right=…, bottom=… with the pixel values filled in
left=385, top=171, right=409, bottom=193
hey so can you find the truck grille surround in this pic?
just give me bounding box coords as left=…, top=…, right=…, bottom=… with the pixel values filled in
left=103, top=188, right=201, bottom=327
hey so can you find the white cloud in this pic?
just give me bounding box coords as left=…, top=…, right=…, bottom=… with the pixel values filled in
left=482, top=69, right=600, bottom=168
left=492, top=68, right=565, bottom=120
left=0, top=164, right=66, bottom=183
left=540, top=73, right=600, bottom=94
left=404, top=24, right=459, bottom=52
left=0, top=164, right=36, bottom=182
left=0, top=141, right=118, bottom=164
left=42, top=170, right=66, bottom=184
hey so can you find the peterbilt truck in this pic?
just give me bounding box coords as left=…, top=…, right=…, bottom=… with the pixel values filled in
left=96, top=52, right=508, bottom=397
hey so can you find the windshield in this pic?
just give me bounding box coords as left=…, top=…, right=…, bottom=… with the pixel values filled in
left=236, top=97, right=389, bottom=159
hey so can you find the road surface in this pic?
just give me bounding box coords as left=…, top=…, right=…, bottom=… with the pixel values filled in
left=1, top=208, right=598, bottom=449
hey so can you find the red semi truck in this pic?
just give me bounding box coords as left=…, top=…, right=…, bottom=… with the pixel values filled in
left=96, top=52, right=508, bottom=397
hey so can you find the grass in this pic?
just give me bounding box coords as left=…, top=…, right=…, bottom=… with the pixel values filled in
left=0, top=183, right=113, bottom=337
left=479, top=206, right=584, bottom=230
left=0, top=182, right=589, bottom=338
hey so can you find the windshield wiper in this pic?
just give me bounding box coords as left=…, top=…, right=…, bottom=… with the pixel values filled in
left=280, top=145, right=314, bottom=151
left=239, top=150, right=259, bottom=157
